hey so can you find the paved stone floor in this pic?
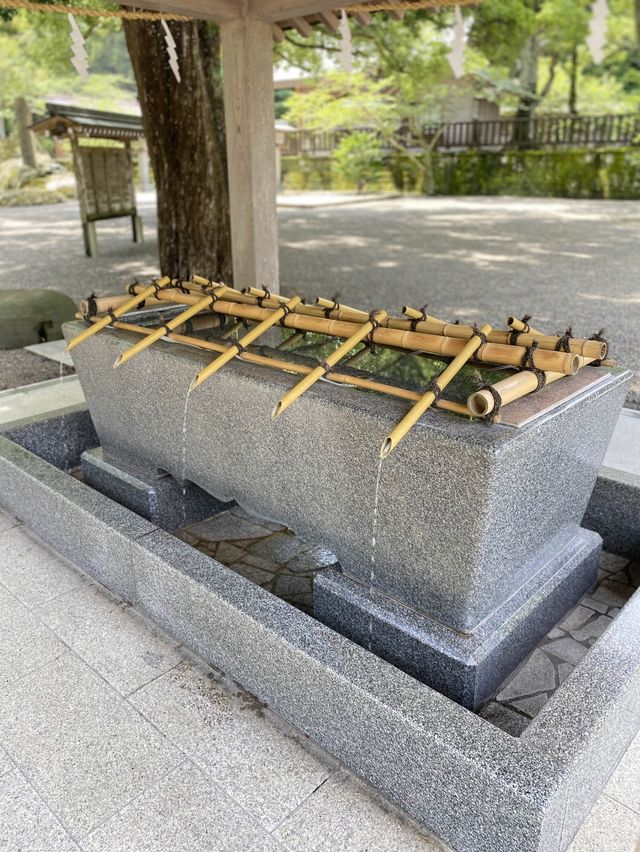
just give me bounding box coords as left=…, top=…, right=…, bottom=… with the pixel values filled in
left=1, top=195, right=638, bottom=405
left=484, top=551, right=640, bottom=734
left=179, top=506, right=639, bottom=738
left=179, top=507, right=339, bottom=615
left=0, top=506, right=639, bottom=850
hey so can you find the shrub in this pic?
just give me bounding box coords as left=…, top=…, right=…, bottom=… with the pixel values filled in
left=331, top=132, right=382, bottom=192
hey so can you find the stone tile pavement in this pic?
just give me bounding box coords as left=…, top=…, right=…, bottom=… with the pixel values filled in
left=0, top=506, right=639, bottom=851
left=483, top=550, right=640, bottom=735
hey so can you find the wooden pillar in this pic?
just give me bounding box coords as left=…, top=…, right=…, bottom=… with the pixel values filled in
left=220, top=18, right=279, bottom=293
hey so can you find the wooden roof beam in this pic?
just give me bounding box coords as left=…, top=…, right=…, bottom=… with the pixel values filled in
left=289, top=15, right=314, bottom=35
left=253, top=0, right=349, bottom=23
left=318, top=9, right=340, bottom=31
left=119, top=0, right=240, bottom=22
left=350, top=10, right=371, bottom=25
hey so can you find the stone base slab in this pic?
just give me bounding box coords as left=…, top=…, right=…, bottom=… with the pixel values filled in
left=315, top=527, right=600, bottom=709
left=81, top=447, right=227, bottom=531
left=1, top=408, right=640, bottom=852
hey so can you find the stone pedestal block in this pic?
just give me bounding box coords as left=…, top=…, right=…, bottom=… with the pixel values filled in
left=65, top=321, right=630, bottom=705
left=315, top=526, right=601, bottom=709
left=81, top=447, right=227, bottom=531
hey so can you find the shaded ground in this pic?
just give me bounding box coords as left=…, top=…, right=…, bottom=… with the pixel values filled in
left=0, top=349, right=73, bottom=391
left=1, top=194, right=638, bottom=403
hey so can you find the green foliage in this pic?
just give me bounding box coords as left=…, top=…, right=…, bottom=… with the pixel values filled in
left=277, top=0, right=640, bottom=123
left=331, top=131, right=382, bottom=191
left=281, top=147, right=640, bottom=200
left=0, top=9, right=135, bottom=119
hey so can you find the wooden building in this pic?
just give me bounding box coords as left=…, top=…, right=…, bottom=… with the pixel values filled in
left=31, top=102, right=144, bottom=258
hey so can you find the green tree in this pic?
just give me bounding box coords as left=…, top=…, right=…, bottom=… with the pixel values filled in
left=332, top=131, right=382, bottom=190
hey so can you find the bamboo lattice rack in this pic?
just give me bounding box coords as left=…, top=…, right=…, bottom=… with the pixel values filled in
left=70, top=276, right=612, bottom=457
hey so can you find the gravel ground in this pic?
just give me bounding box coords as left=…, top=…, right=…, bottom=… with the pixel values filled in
left=0, top=349, right=74, bottom=391
left=1, top=194, right=638, bottom=403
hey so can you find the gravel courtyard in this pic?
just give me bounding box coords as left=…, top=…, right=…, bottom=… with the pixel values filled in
left=1, top=194, right=638, bottom=402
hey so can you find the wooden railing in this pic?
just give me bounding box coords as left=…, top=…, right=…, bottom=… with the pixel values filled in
left=281, top=113, right=640, bottom=157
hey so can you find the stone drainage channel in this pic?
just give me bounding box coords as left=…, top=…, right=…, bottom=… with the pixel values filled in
left=1, top=404, right=640, bottom=852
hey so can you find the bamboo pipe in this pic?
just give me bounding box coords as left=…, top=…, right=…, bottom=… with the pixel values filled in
left=113, top=286, right=228, bottom=368
left=132, top=286, right=579, bottom=375
left=190, top=295, right=302, bottom=390
left=381, top=324, right=493, bottom=458
left=220, top=319, right=247, bottom=339
left=80, top=293, right=166, bottom=316
left=78, top=313, right=476, bottom=417
left=401, top=305, right=450, bottom=326
left=189, top=278, right=607, bottom=360
left=467, top=371, right=565, bottom=417
left=507, top=315, right=544, bottom=336
left=272, top=310, right=389, bottom=419
left=67, top=277, right=171, bottom=351
left=467, top=354, right=600, bottom=417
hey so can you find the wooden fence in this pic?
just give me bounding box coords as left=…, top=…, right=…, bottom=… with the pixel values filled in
left=282, top=113, right=640, bottom=157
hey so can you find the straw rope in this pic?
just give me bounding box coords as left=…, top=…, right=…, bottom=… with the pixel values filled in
left=0, top=0, right=192, bottom=20
left=344, top=0, right=479, bottom=12
left=0, top=0, right=480, bottom=20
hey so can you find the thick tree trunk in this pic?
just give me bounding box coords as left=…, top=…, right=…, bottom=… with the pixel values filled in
left=123, top=19, right=232, bottom=282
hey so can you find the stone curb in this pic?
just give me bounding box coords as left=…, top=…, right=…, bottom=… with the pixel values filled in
left=0, top=413, right=639, bottom=851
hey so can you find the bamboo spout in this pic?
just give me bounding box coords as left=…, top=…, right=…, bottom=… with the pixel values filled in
left=507, top=315, right=544, bottom=336
left=113, top=286, right=228, bottom=368
left=401, top=305, right=449, bottom=325
left=273, top=309, right=389, bottom=420
left=381, top=324, right=493, bottom=458
left=67, top=277, right=171, bottom=351
left=190, top=295, right=302, bottom=391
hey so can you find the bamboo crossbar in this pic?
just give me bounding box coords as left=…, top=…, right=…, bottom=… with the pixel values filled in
left=130, top=284, right=579, bottom=375
left=78, top=314, right=475, bottom=418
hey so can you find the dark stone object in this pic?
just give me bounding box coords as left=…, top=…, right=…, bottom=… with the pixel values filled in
left=0, top=289, right=76, bottom=348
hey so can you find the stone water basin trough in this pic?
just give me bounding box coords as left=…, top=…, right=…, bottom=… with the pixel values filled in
left=0, top=319, right=637, bottom=852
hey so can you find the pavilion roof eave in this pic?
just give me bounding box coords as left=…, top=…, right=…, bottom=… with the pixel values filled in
left=119, top=0, right=396, bottom=24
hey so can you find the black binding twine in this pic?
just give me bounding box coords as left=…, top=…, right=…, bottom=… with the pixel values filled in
left=588, top=328, right=608, bottom=366
left=471, top=324, right=489, bottom=361
left=521, top=341, right=547, bottom=390
left=82, top=293, right=98, bottom=322
left=479, top=382, right=502, bottom=422
left=555, top=326, right=573, bottom=353
left=508, top=314, right=532, bottom=346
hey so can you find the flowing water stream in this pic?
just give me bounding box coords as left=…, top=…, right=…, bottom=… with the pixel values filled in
left=180, top=390, right=191, bottom=526
left=368, top=456, right=384, bottom=652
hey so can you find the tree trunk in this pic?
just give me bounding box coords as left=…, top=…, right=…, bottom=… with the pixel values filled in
left=635, top=0, right=640, bottom=47
left=514, top=35, right=538, bottom=146
left=568, top=46, right=578, bottom=115
left=123, top=19, right=232, bottom=282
